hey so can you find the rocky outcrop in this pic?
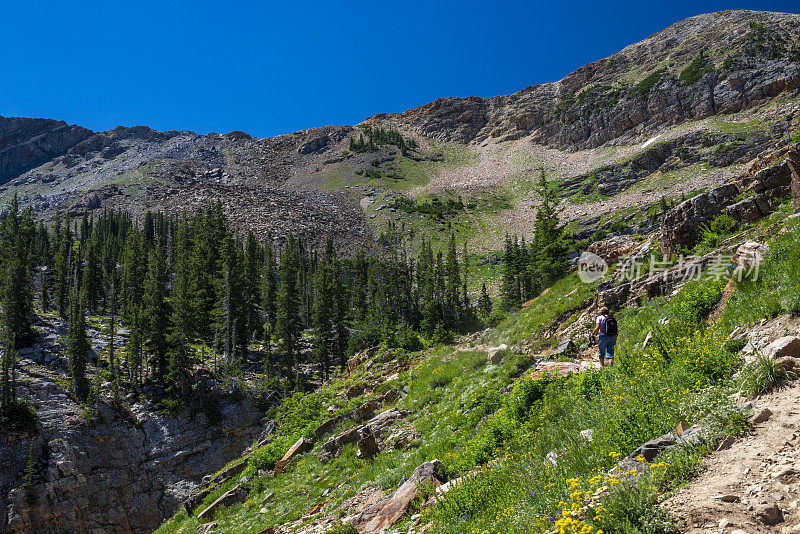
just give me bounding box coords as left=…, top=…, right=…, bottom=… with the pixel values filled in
left=560, top=129, right=775, bottom=198
left=659, top=144, right=797, bottom=256
left=350, top=459, right=445, bottom=533
left=587, top=236, right=638, bottom=264
left=320, top=408, right=404, bottom=461
left=274, top=437, right=314, bottom=473
left=0, top=116, right=92, bottom=184
left=384, top=11, right=800, bottom=150
left=0, top=369, right=264, bottom=534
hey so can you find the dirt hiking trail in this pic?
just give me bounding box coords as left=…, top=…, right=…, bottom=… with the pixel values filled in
left=663, top=381, right=800, bottom=533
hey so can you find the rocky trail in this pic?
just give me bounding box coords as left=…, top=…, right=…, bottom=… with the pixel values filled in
left=663, top=380, right=800, bottom=534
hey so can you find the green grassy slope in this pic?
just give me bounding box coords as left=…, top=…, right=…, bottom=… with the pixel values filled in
left=158, top=203, right=800, bottom=534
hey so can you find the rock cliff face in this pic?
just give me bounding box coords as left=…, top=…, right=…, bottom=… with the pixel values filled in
left=383, top=10, right=800, bottom=150
left=0, top=116, right=92, bottom=184
left=659, top=142, right=800, bottom=256
left=0, top=366, right=264, bottom=533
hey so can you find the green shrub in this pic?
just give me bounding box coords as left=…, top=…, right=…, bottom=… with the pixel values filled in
left=383, top=322, right=423, bottom=351
left=276, top=391, right=324, bottom=437
left=696, top=213, right=736, bottom=252
left=249, top=434, right=297, bottom=471
left=679, top=51, right=713, bottom=86
left=631, top=68, right=667, bottom=96
left=668, top=277, right=725, bottom=326
left=507, top=374, right=560, bottom=421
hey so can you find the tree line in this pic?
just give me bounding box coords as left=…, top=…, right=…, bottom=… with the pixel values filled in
left=0, top=200, right=486, bottom=417
left=0, top=171, right=567, bottom=419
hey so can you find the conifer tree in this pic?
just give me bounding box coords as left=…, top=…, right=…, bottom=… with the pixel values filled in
left=478, top=283, right=492, bottom=317
left=214, top=236, right=246, bottom=360
left=500, top=234, right=520, bottom=311
left=244, top=231, right=262, bottom=341
left=462, top=241, right=469, bottom=308
left=312, top=244, right=333, bottom=380
left=81, top=229, right=103, bottom=313
left=276, top=235, right=301, bottom=386
left=40, top=271, right=50, bottom=312
left=261, top=234, right=277, bottom=339
left=330, top=251, right=349, bottom=370
left=121, top=230, right=145, bottom=323
left=190, top=203, right=226, bottom=341
left=143, top=244, right=170, bottom=382
left=1, top=195, right=34, bottom=350
left=531, top=170, right=568, bottom=292
left=127, top=305, right=143, bottom=386
left=52, top=215, right=72, bottom=317
left=106, top=271, right=119, bottom=400
left=445, top=232, right=461, bottom=327
left=171, top=221, right=194, bottom=343
left=67, top=285, right=90, bottom=401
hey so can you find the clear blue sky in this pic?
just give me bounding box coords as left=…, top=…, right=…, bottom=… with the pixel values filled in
left=1, top=1, right=796, bottom=138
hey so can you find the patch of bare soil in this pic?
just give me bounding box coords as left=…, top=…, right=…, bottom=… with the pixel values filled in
left=662, top=381, right=800, bottom=533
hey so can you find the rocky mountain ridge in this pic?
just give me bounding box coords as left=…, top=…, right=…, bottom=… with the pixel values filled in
left=0, top=116, right=92, bottom=184
left=3, top=10, right=800, bottom=252
left=380, top=10, right=800, bottom=149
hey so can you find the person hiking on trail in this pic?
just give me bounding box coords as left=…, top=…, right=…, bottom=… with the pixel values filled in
left=592, top=306, right=618, bottom=367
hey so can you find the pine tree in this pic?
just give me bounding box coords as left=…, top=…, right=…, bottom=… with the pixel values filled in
left=143, top=245, right=170, bottom=382
left=261, top=234, right=277, bottom=340
left=190, top=203, right=226, bottom=341
left=312, top=244, right=333, bottom=380
left=40, top=271, right=50, bottom=312
left=121, top=230, right=145, bottom=323
left=478, top=283, right=492, bottom=317
left=444, top=232, right=461, bottom=328
left=330, top=251, right=348, bottom=370
left=213, top=236, right=246, bottom=360
left=276, top=235, right=301, bottom=387
left=531, top=169, right=568, bottom=292
left=500, top=234, right=521, bottom=311
left=106, top=272, right=119, bottom=400
left=244, top=231, right=262, bottom=341
left=81, top=228, right=103, bottom=313
left=0, top=194, right=34, bottom=350
left=66, top=285, right=90, bottom=401
left=127, top=305, right=143, bottom=386
left=462, top=241, right=470, bottom=308
left=171, top=221, right=194, bottom=343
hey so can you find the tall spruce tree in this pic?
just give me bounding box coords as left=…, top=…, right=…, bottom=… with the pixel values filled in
left=276, top=235, right=301, bottom=387
left=143, top=244, right=170, bottom=382
left=531, top=170, right=568, bottom=292
left=244, top=231, right=262, bottom=341
left=312, top=243, right=333, bottom=380
left=66, top=284, right=90, bottom=401
left=261, top=234, right=277, bottom=340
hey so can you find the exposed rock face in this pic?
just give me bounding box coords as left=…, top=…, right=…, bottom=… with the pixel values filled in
left=560, top=129, right=776, bottom=198
left=659, top=144, right=797, bottom=256
left=0, top=370, right=263, bottom=534
left=587, top=236, right=638, bottom=264
left=385, top=11, right=800, bottom=150
left=0, top=116, right=92, bottom=184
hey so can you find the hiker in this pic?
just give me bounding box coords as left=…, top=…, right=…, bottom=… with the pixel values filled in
left=592, top=306, right=618, bottom=367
